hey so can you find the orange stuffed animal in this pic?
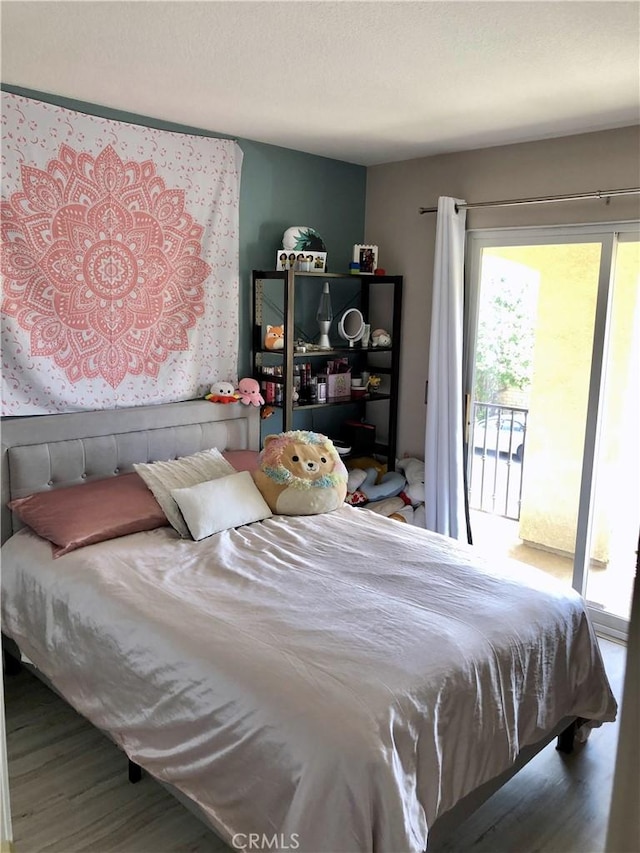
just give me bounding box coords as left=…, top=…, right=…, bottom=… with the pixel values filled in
left=264, top=325, right=284, bottom=350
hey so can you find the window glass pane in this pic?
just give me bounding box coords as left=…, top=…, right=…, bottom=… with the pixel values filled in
left=470, top=243, right=602, bottom=590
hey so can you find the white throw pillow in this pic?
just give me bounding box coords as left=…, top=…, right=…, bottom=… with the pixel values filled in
left=171, top=471, right=272, bottom=541
left=134, top=448, right=236, bottom=537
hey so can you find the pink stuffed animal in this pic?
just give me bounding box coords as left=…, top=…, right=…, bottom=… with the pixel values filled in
left=236, top=377, right=265, bottom=407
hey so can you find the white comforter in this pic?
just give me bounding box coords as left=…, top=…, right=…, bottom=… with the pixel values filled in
left=1, top=506, right=616, bottom=852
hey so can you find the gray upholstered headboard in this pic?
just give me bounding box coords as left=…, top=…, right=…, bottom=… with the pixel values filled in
left=1, top=399, right=261, bottom=543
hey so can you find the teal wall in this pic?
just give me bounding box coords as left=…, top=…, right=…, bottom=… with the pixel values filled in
left=1, top=85, right=366, bottom=379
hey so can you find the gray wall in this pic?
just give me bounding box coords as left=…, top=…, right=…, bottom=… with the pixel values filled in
left=365, top=125, right=640, bottom=457
left=1, top=85, right=366, bottom=381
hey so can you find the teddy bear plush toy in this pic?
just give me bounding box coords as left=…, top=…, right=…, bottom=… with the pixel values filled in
left=396, top=457, right=425, bottom=505
left=371, top=329, right=392, bottom=347
left=236, top=377, right=265, bottom=407
left=253, top=430, right=347, bottom=515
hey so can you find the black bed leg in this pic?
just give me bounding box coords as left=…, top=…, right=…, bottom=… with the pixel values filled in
left=128, top=759, right=143, bottom=784
left=556, top=720, right=577, bottom=754
left=2, top=646, right=22, bottom=676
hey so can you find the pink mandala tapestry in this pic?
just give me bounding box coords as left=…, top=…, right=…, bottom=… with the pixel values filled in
left=1, top=94, right=242, bottom=414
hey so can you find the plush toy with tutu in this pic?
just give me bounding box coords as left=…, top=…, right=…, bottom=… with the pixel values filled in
left=205, top=381, right=239, bottom=404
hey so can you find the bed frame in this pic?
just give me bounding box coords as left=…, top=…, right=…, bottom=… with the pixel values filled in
left=1, top=399, right=260, bottom=543
left=1, top=399, right=577, bottom=851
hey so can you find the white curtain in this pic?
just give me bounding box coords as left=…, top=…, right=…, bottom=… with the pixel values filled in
left=424, top=197, right=468, bottom=539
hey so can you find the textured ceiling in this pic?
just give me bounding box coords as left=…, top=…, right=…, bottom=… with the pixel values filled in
left=2, top=0, right=639, bottom=166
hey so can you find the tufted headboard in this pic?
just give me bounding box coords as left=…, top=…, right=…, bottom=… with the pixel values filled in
left=1, top=399, right=261, bottom=544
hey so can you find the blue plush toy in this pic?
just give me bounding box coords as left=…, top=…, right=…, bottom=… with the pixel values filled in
left=358, top=467, right=406, bottom=502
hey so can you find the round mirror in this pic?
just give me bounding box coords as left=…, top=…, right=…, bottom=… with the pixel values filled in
left=338, top=308, right=365, bottom=347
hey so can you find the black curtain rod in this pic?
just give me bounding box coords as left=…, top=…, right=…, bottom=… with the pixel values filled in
left=418, top=187, right=640, bottom=215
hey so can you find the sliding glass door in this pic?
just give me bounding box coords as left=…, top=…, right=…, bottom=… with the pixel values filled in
left=583, top=237, right=639, bottom=624
left=465, top=223, right=639, bottom=638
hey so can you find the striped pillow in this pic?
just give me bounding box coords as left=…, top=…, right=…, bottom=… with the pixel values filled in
left=134, top=449, right=235, bottom=538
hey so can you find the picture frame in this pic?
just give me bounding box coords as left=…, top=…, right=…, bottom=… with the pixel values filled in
left=353, top=244, right=378, bottom=274
left=276, top=250, right=327, bottom=273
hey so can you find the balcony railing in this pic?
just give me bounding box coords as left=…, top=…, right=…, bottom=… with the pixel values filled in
left=468, top=403, right=528, bottom=521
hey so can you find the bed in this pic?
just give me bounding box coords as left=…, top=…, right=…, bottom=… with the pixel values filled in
left=1, top=400, right=617, bottom=852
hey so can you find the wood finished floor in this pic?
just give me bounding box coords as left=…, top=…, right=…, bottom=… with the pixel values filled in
left=5, top=638, right=627, bottom=853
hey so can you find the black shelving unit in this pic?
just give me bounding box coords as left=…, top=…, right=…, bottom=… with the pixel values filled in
left=252, top=269, right=402, bottom=469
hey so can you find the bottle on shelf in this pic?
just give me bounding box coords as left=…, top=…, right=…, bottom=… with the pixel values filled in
left=262, top=366, right=275, bottom=404
left=293, top=364, right=301, bottom=402
left=274, top=365, right=283, bottom=405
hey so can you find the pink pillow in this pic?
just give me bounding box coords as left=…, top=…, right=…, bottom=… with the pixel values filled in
left=9, top=472, right=169, bottom=557
left=222, top=450, right=260, bottom=473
